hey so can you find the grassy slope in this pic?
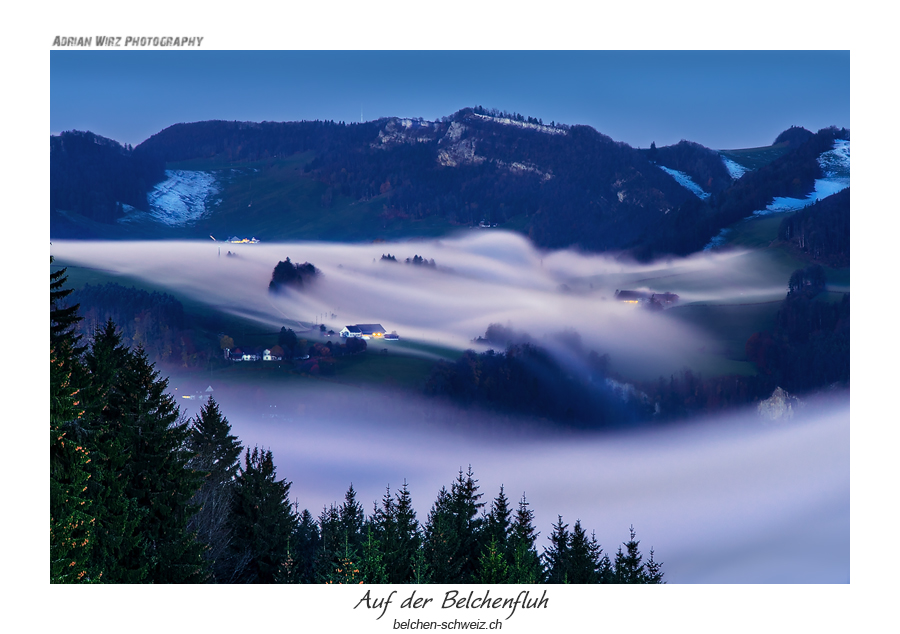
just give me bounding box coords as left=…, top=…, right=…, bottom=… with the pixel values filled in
left=168, top=154, right=465, bottom=243
left=719, top=142, right=792, bottom=170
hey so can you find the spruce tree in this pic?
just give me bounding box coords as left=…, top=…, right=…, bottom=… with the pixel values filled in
left=484, top=485, right=512, bottom=565
left=394, top=480, right=422, bottom=583
left=228, top=447, right=295, bottom=583
left=324, top=536, right=364, bottom=584
left=115, top=344, right=206, bottom=582
left=314, top=484, right=368, bottom=582
left=476, top=536, right=510, bottom=583
left=315, top=503, right=343, bottom=581
left=372, top=485, right=402, bottom=582
left=423, top=467, right=486, bottom=583
left=643, top=548, right=665, bottom=584
left=612, top=525, right=664, bottom=583
left=339, top=483, right=366, bottom=556
left=280, top=506, right=320, bottom=583
left=450, top=466, right=485, bottom=582
left=186, top=396, right=243, bottom=581
left=50, top=257, right=84, bottom=355
left=422, top=487, right=458, bottom=583
left=359, top=524, right=389, bottom=583
left=543, top=516, right=571, bottom=583
left=81, top=320, right=148, bottom=583
left=597, top=540, right=615, bottom=583
left=370, top=481, right=423, bottom=583
left=50, top=354, right=94, bottom=582
left=567, top=520, right=603, bottom=583
left=50, top=260, right=94, bottom=582
left=508, top=493, right=543, bottom=583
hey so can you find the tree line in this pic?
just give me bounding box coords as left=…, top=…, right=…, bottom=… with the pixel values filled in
left=778, top=188, right=850, bottom=267
left=50, top=258, right=662, bottom=583
left=424, top=342, right=648, bottom=429
left=59, top=281, right=222, bottom=370
left=646, top=139, right=733, bottom=194
left=64, top=282, right=185, bottom=364
left=745, top=264, right=850, bottom=393
left=50, top=130, right=166, bottom=225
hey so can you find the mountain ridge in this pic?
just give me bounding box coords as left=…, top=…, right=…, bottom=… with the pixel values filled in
left=50, top=109, right=849, bottom=259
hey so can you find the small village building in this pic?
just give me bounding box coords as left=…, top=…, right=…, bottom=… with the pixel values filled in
left=263, top=348, right=283, bottom=361
left=241, top=347, right=261, bottom=361
left=615, top=290, right=649, bottom=304
left=615, top=290, right=680, bottom=307
left=340, top=324, right=387, bottom=339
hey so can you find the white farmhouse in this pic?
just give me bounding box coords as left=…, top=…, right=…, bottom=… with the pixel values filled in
left=340, top=324, right=386, bottom=339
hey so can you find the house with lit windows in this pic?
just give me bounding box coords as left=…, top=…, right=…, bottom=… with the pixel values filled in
left=340, top=324, right=387, bottom=339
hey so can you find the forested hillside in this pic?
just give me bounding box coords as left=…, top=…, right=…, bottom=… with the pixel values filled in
left=778, top=188, right=850, bottom=266
left=647, top=139, right=733, bottom=194
left=633, top=126, right=850, bottom=258
left=50, top=109, right=848, bottom=259
left=50, top=131, right=166, bottom=224
left=65, top=283, right=185, bottom=363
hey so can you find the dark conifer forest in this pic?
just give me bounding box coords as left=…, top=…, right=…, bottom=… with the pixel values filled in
left=646, top=139, right=733, bottom=194
left=50, top=259, right=664, bottom=584
left=745, top=265, right=850, bottom=394
left=778, top=188, right=850, bottom=267
left=50, top=131, right=166, bottom=224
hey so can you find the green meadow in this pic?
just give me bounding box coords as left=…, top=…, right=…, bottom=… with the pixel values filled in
left=166, top=154, right=463, bottom=243
left=719, top=143, right=792, bottom=170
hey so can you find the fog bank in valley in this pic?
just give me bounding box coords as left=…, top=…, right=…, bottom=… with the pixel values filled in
left=174, top=382, right=849, bottom=584
left=52, top=233, right=795, bottom=378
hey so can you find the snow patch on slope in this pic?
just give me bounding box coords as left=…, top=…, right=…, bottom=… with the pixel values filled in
left=752, top=139, right=850, bottom=217
left=658, top=165, right=710, bottom=200
left=721, top=156, right=749, bottom=180
left=703, top=227, right=732, bottom=251
left=146, top=170, right=220, bottom=226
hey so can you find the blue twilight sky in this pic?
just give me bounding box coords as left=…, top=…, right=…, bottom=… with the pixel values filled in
left=50, top=50, right=849, bottom=151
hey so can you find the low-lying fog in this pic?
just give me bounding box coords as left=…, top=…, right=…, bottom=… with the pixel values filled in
left=52, top=232, right=798, bottom=378
left=173, top=382, right=848, bottom=584
left=51, top=234, right=849, bottom=582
